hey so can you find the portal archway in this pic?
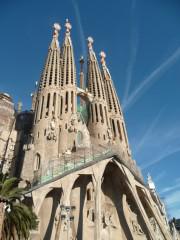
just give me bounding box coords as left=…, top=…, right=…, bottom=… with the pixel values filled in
left=38, top=188, right=62, bottom=240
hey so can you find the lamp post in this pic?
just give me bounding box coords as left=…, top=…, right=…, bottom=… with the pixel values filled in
left=60, top=204, right=75, bottom=240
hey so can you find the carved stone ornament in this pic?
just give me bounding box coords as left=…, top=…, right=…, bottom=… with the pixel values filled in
left=68, top=115, right=77, bottom=133
left=149, top=217, right=164, bottom=240
left=102, top=210, right=116, bottom=229
left=47, top=118, right=57, bottom=141
left=107, top=128, right=112, bottom=140
left=122, top=194, right=146, bottom=238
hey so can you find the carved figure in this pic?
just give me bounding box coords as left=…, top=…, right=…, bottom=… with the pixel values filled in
left=47, top=118, right=57, bottom=141
left=102, top=210, right=116, bottom=228
left=149, top=217, right=164, bottom=240
left=122, top=194, right=146, bottom=238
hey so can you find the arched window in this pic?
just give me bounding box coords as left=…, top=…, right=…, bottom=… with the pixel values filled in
left=34, top=153, right=41, bottom=171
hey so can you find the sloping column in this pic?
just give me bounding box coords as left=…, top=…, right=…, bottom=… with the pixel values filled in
left=116, top=162, right=156, bottom=239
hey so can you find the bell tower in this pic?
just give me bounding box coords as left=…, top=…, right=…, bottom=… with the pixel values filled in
left=86, top=38, right=110, bottom=144
left=58, top=19, right=78, bottom=153
left=100, top=51, right=131, bottom=155
left=21, top=23, right=62, bottom=181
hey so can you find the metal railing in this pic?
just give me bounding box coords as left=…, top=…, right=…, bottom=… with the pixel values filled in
left=32, top=145, right=143, bottom=187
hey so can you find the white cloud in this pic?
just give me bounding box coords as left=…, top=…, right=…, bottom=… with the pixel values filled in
left=132, top=121, right=180, bottom=169
left=141, top=147, right=180, bottom=170
left=168, top=208, right=180, bottom=219
left=134, top=108, right=164, bottom=155
left=123, top=0, right=138, bottom=104
left=160, top=179, right=180, bottom=194
left=72, top=0, right=86, bottom=57
left=164, top=190, right=180, bottom=206
left=123, top=46, right=180, bottom=111
left=154, top=170, right=166, bottom=182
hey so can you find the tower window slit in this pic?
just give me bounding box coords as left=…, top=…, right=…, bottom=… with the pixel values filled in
left=99, top=73, right=105, bottom=99
left=65, top=91, right=68, bottom=113
left=60, top=96, right=63, bottom=115
left=66, top=48, right=69, bottom=85
left=104, top=106, right=108, bottom=126
left=107, top=83, right=112, bottom=110
left=71, top=91, right=74, bottom=112
left=112, top=119, right=116, bottom=138
left=99, top=104, right=104, bottom=123
left=117, top=120, right=122, bottom=141
left=91, top=104, right=94, bottom=122
left=53, top=92, right=56, bottom=116
left=70, top=47, right=74, bottom=84
left=110, top=83, right=117, bottom=113
left=40, top=96, right=44, bottom=119
left=95, top=103, right=98, bottom=122
left=46, top=93, right=50, bottom=116
left=34, top=100, right=39, bottom=123
left=58, top=94, right=60, bottom=117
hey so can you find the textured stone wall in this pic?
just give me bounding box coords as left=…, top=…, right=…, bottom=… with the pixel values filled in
left=29, top=158, right=173, bottom=240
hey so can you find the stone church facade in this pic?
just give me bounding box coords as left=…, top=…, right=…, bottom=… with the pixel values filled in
left=0, top=20, right=179, bottom=240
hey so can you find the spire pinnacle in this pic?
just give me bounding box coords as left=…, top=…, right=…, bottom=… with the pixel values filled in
left=147, top=173, right=156, bottom=191
left=65, top=19, right=72, bottom=34
left=50, top=23, right=61, bottom=49
left=100, top=51, right=106, bottom=66
left=53, top=23, right=61, bottom=38
left=87, top=37, right=94, bottom=50
left=79, top=56, right=84, bottom=71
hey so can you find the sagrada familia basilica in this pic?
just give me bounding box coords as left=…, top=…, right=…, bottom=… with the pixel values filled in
left=0, top=20, right=179, bottom=239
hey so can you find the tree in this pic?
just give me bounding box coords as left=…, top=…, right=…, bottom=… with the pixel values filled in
left=0, top=173, right=37, bottom=240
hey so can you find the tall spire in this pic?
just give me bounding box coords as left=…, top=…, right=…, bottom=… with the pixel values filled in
left=100, top=51, right=131, bottom=154
left=87, top=37, right=106, bottom=100
left=147, top=173, right=156, bottom=191
left=87, top=38, right=110, bottom=144
left=57, top=19, right=78, bottom=154
left=60, top=19, right=76, bottom=87
left=38, top=23, right=61, bottom=92
left=21, top=23, right=63, bottom=182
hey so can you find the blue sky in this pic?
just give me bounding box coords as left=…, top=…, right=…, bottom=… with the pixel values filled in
left=0, top=0, right=180, bottom=218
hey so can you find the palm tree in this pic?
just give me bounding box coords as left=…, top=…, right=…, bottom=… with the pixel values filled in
left=0, top=173, right=37, bottom=240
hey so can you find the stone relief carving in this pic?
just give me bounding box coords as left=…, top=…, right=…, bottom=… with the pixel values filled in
left=68, top=115, right=77, bottom=133
left=122, top=194, right=146, bottom=238
left=102, top=210, right=116, bottom=229
left=107, top=128, right=112, bottom=140
left=47, top=118, right=57, bottom=141
left=100, top=205, right=117, bottom=240
left=149, top=217, right=165, bottom=240
left=23, top=133, right=34, bottom=150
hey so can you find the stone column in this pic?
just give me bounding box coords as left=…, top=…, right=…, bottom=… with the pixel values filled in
left=93, top=170, right=102, bottom=240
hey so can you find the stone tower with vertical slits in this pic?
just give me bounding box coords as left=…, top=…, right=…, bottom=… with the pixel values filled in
left=20, top=20, right=82, bottom=182
left=21, top=23, right=62, bottom=181
left=86, top=37, right=111, bottom=145
left=100, top=51, right=131, bottom=156
left=58, top=19, right=78, bottom=153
